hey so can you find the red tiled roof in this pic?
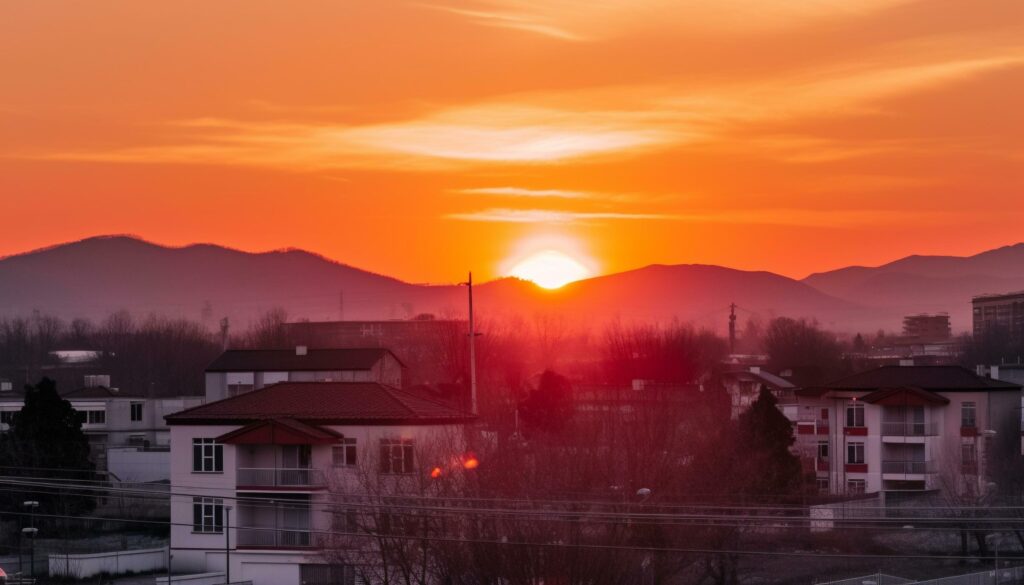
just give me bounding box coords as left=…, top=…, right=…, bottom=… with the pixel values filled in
left=206, top=348, right=401, bottom=372
left=166, top=382, right=472, bottom=425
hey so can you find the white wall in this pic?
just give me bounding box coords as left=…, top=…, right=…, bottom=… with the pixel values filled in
left=108, top=447, right=171, bottom=482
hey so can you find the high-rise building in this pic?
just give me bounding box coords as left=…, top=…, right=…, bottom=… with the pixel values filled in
left=972, top=291, right=1024, bottom=339
left=902, top=313, right=951, bottom=341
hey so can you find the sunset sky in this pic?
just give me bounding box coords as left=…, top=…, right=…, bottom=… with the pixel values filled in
left=2, top=0, right=1022, bottom=284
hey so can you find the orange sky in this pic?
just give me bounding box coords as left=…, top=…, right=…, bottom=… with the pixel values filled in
left=1, top=0, right=1022, bottom=284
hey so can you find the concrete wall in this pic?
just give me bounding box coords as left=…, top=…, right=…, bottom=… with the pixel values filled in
left=49, top=547, right=167, bottom=579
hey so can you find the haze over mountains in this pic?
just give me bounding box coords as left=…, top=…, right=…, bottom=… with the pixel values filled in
left=1, top=236, right=1021, bottom=334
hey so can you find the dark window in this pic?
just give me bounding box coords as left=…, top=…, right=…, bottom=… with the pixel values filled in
left=192, top=497, right=223, bottom=533
left=0, top=411, right=13, bottom=426
left=846, top=403, right=864, bottom=427
left=130, top=402, right=143, bottom=422
left=86, top=410, right=106, bottom=424
left=380, top=438, right=414, bottom=474
left=333, top=438, right=358, bottom=467
left=961, top=402, right=977, bottom=428
left=847, top=442, right=864, bottom=464
left=847, top=479, right=865, bottom=494
left=192, top=438, right=223, bottom=472
left=817, top=441, right=829, bottom=459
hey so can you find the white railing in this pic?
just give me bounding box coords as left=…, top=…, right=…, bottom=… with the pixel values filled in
left=236, top=467, right=324, bottom=488
left=881, top=460, right=934, bottom=474
left=881, top=421, right=938, bottom=436
left=237, top=527, right=312, bottom=548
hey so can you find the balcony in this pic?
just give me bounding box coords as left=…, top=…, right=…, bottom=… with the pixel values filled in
left=237, top=527, right=313, bottom=549
left=236, top=468, right=325, bottom=490
left=881, top=460, right=934, bottom=475
left=881, top=421, right=938, bottom=437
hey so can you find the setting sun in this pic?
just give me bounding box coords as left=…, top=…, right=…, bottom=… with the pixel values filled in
left=508, top=250, right=592, bottom=289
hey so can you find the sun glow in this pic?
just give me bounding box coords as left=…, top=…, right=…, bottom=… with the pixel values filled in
left=508, top=250, right=592, bottom=289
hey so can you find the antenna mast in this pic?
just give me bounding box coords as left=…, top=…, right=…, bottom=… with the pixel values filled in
left=728, top=303, right=737, bottom=354
left=466, top=272, right=478, bottom=416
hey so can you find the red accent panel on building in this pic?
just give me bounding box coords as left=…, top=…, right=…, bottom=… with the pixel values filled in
left=816, top=459, right=829, bottom=472
left=845, top=463, right=868, bottom=473
left=797, top=424, right=814, bottom=435
left=844, top=427, right=868, bottom=436
left=961, top=427, right=978, bottom=437
left=816, top=426, right=830, bottom=435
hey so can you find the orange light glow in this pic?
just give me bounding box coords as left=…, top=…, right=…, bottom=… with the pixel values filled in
left=430, top=467, right=443, bottom=478
left=462, top=457, right=480, bottom=470
left=507, top=250, right=592, bottom=289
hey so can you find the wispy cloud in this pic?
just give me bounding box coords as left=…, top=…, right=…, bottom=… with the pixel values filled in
left=446, top=208, right=675, bottom=223
left=29, top=47, right=1024, bottom=171
left=420, top=5, right=583, bottom=40
left=425, top=0, right=915, bottom=40
left=455, top=186, right=633, bottom=200
left=446, top=207, right=965, bottom=227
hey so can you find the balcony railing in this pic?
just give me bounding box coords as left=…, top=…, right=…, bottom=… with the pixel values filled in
left=881, top=460, right=934, bottom=474
left=237, top=527, right=313, bottom=548
left=881, top=421, right=937, bottom=437
left=236, top=467, right=325, bottom=488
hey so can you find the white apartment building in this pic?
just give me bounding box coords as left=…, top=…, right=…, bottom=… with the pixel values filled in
left=204, top=347, right=404, bottom=401
left=165, top=380, right=472, bottom=585
left=0, top=376, right=202, bottom=480
left=791, top=365, right=1021, bottom=500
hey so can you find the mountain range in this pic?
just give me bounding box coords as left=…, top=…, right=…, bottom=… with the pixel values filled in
left=1, top=236, right=1022, bottom=334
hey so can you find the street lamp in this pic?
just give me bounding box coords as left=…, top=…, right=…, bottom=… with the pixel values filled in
left=23, top=501, right=39, bottom=578
left=225, top=505, right=233, bottom=584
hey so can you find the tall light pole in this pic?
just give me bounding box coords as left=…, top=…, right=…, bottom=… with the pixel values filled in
left=461, top=272, right=479, bottom=416
left=23, top=500, right=39, bottom=578
left=225, top=505, right=232, bottom=584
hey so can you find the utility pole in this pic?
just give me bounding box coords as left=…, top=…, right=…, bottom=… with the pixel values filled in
left=462, top=272, right=479, bottom=415
left=728, top=302, right=737, bottom=354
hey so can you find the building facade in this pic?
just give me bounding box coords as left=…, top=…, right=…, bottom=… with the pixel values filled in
left=902, top=314, right=951, bottom=341
left=0, top=378, right=202, bottom=479
left=165, top=381, right=472, bottom=585
left=791, top=366, right=1021, bottom=500
left=204, top=347, right=404, bottom=401
left=973, top=291, right=1024, bottom=339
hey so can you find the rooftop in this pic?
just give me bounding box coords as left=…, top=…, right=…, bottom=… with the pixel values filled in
left=166, top=381, right=473, bottom=425
left=802, top=365, right=1021, bottom=394
left=206, top=347, right=400, bottom=372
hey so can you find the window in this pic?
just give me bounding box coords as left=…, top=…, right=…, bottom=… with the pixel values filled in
left=332, top=508, right=359, bottom=533
left=847, top=442, right=865, bottom=464
left=846, top=402, right=865, bottom=427
left=192, top=497, right=223, bottom=533
left=816, top=478, right=829, bottom=494
left=847, top=479, right=866, bottom=495
left=817, top=441, right=829, bottom=459
left=380, top=438, right=415, bottom=474
left=333, top=438, right=357, bottom=467
left=130, top=402, right=143, bottom=422
left=961, top=402, right=977, bottom=428
left=961, top=443, right=977, bottom=464
left=192, top=438, right=223, bottom=472
left=86, top=410, right=106, bottom=424
left=0, top=411, right=14, bottom=426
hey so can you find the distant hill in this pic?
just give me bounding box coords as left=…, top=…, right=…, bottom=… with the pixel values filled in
left=802, top=243, right=1024, bottom=333
left=0, top=236, right=859, bottom=333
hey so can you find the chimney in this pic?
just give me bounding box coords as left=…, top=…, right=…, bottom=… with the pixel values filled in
left=296, top=345, right=308, bottom=356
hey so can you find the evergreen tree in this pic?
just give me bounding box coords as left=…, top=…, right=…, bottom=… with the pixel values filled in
left=731, top=386, right=802, bottom=497
left=0, top=378, right=96, bottom=518
left=518, top=370, right=574, bottom=435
